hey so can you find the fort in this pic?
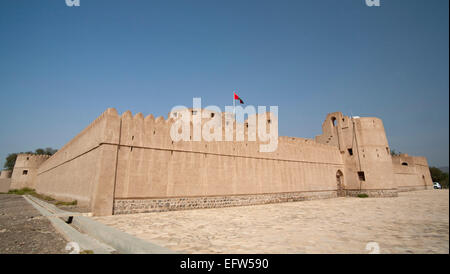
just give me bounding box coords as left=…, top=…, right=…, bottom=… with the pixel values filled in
left=6, top=108, right=433, bottom=216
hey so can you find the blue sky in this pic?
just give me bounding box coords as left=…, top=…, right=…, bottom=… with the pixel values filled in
left=0, top=0, right=448, bottom=167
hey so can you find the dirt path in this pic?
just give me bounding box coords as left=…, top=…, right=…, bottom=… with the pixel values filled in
left=95, top=190, right=449, bottom=254
left=0, top=194, right=68, bottom=254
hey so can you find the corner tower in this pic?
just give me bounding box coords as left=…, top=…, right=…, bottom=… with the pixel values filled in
left=10, top=154, right=50, bottom=190
left=315, top=112, right=397, bottom=197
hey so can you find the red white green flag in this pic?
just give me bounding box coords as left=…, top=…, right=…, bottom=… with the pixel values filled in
left=234, top=92, right=244, bottom=104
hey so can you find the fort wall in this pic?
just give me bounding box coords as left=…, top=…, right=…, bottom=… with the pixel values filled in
left=27, top=108, right=433, bottom=216
left=113, top=110, right=345, bottom=214
left=35, top=108, right=120, bottom=215
left=0, top=179, right=11, bottom=193
left=0, top=170, right=12, bottom=179
left=392, top=154, right=433, bottom=191
left=31, top=108, right=346, bottom=215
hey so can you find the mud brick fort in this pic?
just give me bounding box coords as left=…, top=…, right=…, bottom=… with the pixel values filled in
left=1, top=108, right=432, bottom=216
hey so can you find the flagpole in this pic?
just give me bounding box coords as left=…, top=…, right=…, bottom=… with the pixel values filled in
left=233, top=92, right=236, bottom=120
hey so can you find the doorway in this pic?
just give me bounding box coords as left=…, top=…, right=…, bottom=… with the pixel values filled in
left=336, top=170, right=345, bottom=197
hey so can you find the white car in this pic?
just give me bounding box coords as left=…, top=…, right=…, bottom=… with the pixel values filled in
left=433, top=182, right=442, bottom=189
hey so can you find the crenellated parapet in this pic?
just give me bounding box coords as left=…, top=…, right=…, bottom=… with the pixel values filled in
left=37, top=108, right=120, bottom=174
left=117, top=108, right=341, bottom=165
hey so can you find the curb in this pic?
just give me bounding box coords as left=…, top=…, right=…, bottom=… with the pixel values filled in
left=25, top=195, right=176, bottom=254
left=24, top=195, right=115, bottom=254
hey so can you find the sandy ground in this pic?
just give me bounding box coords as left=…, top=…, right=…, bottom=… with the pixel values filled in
left=95, top=190, right=449, bottom=254
left=0, top=194, right=68, bottom=254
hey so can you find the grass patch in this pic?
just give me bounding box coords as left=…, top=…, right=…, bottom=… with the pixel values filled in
left=357, top=193, right=369, bottom=198
left=56, top=200, right=77, bottom=206
left=8, top=187, right=76, bottom=206
left=32, top=193, right=56, bottom=202
left=8, top=187, right=35, bottom=195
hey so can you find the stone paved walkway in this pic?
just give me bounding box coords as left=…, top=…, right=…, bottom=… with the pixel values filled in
left=0, top=194, right=68, bottom=254
left=94, top=190, right=449, bottom=254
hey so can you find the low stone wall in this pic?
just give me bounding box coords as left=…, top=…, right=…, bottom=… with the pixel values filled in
left=346, top=189, right=398, bottom=198
left=0, top=170, right=12, bottom=179
left=113, top=190, right=337, bottom=215
left=397, top=185, right=428, bottom=192
left=0, top=179, right=11, bottom=193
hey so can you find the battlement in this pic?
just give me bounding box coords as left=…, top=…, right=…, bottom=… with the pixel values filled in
left=14, top=153, right=51, bottom=168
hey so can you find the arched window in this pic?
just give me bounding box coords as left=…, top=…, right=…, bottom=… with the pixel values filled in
left=401, top=162, right=408, bottom=166
left=331, top=117, right=337, bottom=127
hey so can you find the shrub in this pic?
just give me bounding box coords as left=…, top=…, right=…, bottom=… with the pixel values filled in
left=56, top=200, right=77, bottom=206
left=8, top=187, right=36, bottom=195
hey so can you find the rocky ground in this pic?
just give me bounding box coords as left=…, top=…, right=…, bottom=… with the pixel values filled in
left=95, top=189, right=449, bottom=254
left=0, top=194, right=68, bottom=254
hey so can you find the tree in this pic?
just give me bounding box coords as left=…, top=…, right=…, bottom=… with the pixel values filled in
left=3, top=153, right=18, bottom=170
left=430, top=167, right=449, bottom=189
left=44, top=147, right=57, bottom=155
left=35, top=148, right=45, bottom=155
left=34, top=147, right=58, bottom=155
left=3, top=148, right=58, bottom=171
left=390, top=149, right=401, bottom=156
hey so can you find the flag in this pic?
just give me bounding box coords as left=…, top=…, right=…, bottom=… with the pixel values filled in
left=234, top=92, right=244, bottom=104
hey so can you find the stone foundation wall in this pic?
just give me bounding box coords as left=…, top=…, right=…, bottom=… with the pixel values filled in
left=113, top=190, right=337, bottom=215
left=346, top=189, right=398, bottom=198
left=397, top=185, right=428, bottom=192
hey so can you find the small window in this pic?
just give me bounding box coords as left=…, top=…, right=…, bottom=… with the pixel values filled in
left=357, top=171, right=365, bottom=181
left=401, top=162, right=408, bottom=166
left=386, top=147, right=389, bottom=154
left=26, top=157, right=29, bottom=160
left=245, top=123, right=248, bottom=128
left=192, top=110, right=197, bottom=115
left=211, top=113, right=215, bottom=118
left=22, top=170, right=28, bottom=175
left=267, top=119, right=271, bottom=124
left=348, top=148, right=353, bottom=156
